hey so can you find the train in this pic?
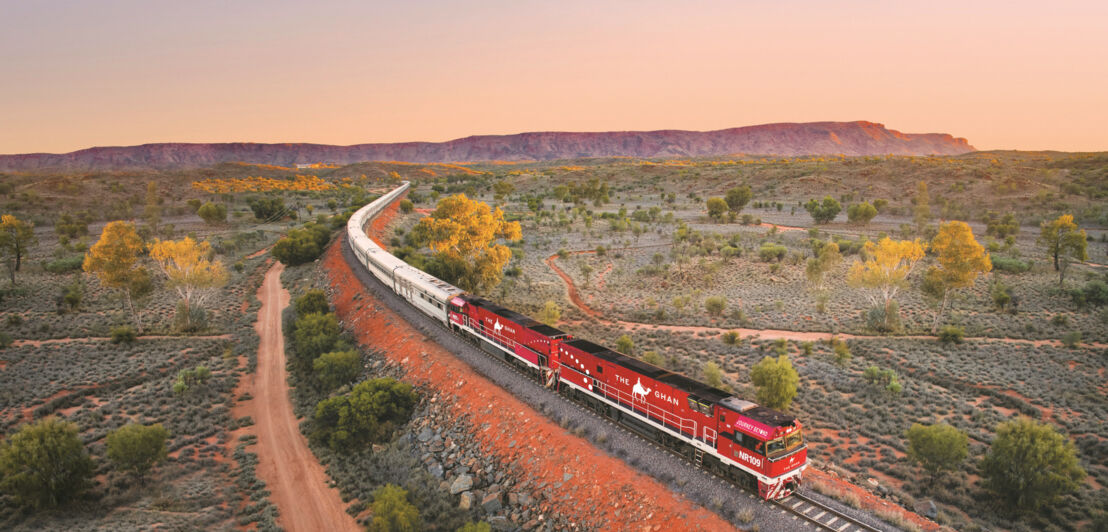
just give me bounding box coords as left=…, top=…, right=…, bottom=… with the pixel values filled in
left=346, top=181, right=807, bottom=500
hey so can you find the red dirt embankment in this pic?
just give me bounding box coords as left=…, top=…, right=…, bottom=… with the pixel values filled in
left=322, top=242, right=736, bottom=531
left=231, top=262, right=359, bottom=532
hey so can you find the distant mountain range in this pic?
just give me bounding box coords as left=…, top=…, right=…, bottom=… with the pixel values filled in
left=0, top=121, right=974, bottom=171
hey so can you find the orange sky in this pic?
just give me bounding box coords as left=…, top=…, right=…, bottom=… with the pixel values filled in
left=2, top=1, right=1106, bottom=154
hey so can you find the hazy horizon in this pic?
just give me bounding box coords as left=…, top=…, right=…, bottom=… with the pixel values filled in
left=3, top=1, right=1106, bottom=154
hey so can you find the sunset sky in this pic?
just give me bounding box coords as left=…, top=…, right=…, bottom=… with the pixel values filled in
left=3, top=1, right=1106, bottom=154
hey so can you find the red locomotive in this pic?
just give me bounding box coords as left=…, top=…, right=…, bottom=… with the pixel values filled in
left=447, top=294, right=806, bottom=499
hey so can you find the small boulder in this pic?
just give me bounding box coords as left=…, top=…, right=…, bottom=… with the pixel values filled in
left=450, top=474, right=473, bottom=495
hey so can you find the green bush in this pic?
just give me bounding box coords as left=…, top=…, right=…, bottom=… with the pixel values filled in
left=295, top=289, right=330, bottom=316
left=42, top=256, right=84, bottom=274
left=247, top=196, right=285, bottom=220
left=106, top=423, right=169, bottom=482
left=704, top=296, right=727, bottom=317
left=1069, top=280, right=1108, bottom=307
left=757, top=242, right=787, bottom=262
left=110, top=325, right=137, bottom=344
left=367, top=484, right=421, bottom=532
left=1061, top=331, right=1082, bottom=348
left=313, top=350, right=361, bottom=391
left=721, top=330, right=741, bottom=345
left=398, top=199, right=414, bottom=214
left=938, top=325, right=965, bottom=344
left=273, top=223, right=332, bottom=266
left=197, top=202, right=227, bottom=224
left=992, top=256, right=1031, bottom=274
left=0, top=332, right=11, bottom=349
left=0, top=417, right=95, bottom=509
left=173, top=300, right=208, bottom=333
left=312, top=378, right=418, bottom=452
left=293, top=312, right=341, bottom=362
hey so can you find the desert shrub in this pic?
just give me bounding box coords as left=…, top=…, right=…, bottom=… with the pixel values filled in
left=702, top=361, right=723, bottom=388
left=111, top=325, right=137, bottom=344
left=313, top=350, right=361, bottom=391
left=642, top=351, right=664, bottom=366
left=1069, top=280, right=1108, bottom=307
left=847, top=202, right=878, bottom=224
left=0, top=332, right=11, bottom=349
left=938, top=325, right=965, bottom=344
left=758, top=242, right=787, bottom=262
left=805, top=196, right=842, bottom=224
left=992, top=256, right=1031, bottom=274
left=312, top=378, right=418, bottom=452
left=295, top=289, right=330, bottom=316
left=832, top=338, right=852, bottom=366
left=246, top=196, right=285, bottom=220
left=863, top=366, right=901, bottom=395
left=980, top=418, right=1085, bottom=512
left=458, top=522, right=492, bottom=532
left=106, top=423, right=169, bottom=483
left=750, top=355, right=798, bottom=409
left=57, top=280, right=82, bottom=313
left=615, top=334, right=633, bottom=355
left=1051, top=314, right=1068, bottom=326
left=991, top=281, right=1016, bottom=312
left=174, top=300, right=208, bottom=332
left=865, top=301, right=902, bottom=333
left=42, top=255, right=84, bottom=274
left=1061, top=331, right=1082, bottom=348
left=172, top=365, right=211, bottom=395
left=273, top=223, right=332, bottom=266
left=197, top=202, right=227, bottom=224
left=367, top=484, right=421, bottom=532
left=537, top=300, right=561, bottom=325
left=398, top=199, right=414, bottom=214
left=704, top=296, right=727, bottom=316
left=721, top=330, right=741, bottom=345
left=0, top=417, right=95, bottom=509
left=906, top=423, right=968, bottom=486
left=293, top=312, right=342, bottom=362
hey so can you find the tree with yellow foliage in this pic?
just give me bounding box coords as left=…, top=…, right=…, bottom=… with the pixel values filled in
left=0, top=214, right=37, bottom=286
left=1039, top=214, right=1088, bottom=288
left=412, top=194, right=521, bottom=292
left=926, top=221, right=992, bottom=332
left=149, top=237, right=228, bottom=331
left=83, top=221, right=151, bottom=329
left=847, top=237, right=926, bottom=332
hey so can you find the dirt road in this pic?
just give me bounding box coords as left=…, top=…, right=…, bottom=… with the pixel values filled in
left=242, top=262, right=359, bottom=532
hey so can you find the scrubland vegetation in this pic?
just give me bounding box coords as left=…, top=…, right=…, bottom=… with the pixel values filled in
left=2, top=152, right=1107, bottom=530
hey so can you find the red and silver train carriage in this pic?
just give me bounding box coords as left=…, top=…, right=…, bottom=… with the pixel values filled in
left=347, top=182, right=807, bottom=500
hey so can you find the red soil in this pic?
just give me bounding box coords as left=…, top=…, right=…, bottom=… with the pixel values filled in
left=323, top=242, right=736, bottom=531
left=758, top=222, right=804, bottom=233
left=807, top=468, right=940, bottom=532
left=246, top=245, right=272, bottom=259
left=10, top=334, right=232, bottom=348
left=230, top=263, right=359, bottom=532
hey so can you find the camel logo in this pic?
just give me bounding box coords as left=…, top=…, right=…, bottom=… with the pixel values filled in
left=493, top=319, right=503, bottom=335
left=632, top=378, right=651, bottom=402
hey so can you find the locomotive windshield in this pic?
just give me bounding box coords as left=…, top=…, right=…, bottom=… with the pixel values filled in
left=766, top=429, right=804, bottom=458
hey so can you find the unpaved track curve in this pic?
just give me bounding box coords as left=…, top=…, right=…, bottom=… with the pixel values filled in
left=247, top=262, right=359, bottom=532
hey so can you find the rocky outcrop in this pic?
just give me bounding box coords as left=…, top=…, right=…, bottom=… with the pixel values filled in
left=0, top=121, right=973, bottom=171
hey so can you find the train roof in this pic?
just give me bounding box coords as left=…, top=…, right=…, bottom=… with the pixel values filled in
left=562, top=338, right=729, bottom=401
left=742, top=406, right=798, bottom=429
left=528, top=323, right=569, bottom=338
left=465, top=296, right=541, bottom=327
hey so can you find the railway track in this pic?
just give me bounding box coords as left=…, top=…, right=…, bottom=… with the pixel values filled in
left=776, top=492, right=885, bottom=531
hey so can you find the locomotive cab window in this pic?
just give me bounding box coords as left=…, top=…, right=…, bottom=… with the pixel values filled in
left=765, top=429, right=804, bottom=459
